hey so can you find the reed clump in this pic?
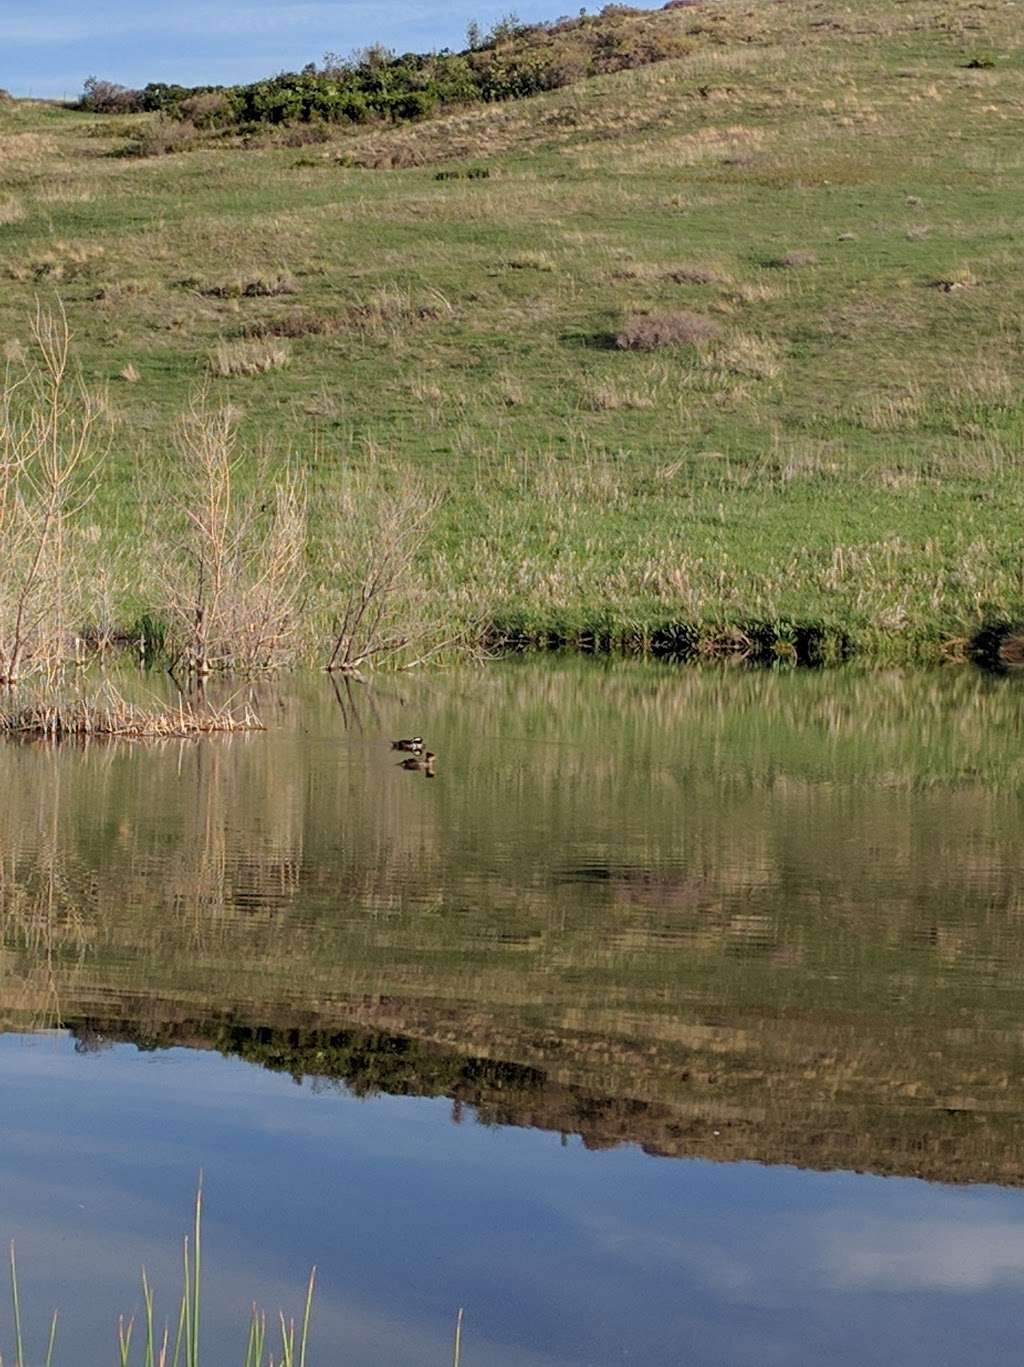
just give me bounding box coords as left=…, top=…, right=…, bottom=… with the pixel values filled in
left=0, top=691, right=264, bottom=739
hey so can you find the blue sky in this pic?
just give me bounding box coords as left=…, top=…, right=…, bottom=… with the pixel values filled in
left=1, top=0, right=570, bottom=99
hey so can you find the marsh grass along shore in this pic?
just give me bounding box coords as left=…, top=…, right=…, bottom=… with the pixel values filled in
left=2, top=0, right=1024, bottom=668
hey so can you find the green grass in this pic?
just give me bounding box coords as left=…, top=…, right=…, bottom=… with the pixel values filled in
left=6, top=1182, right=464, bottom=1367
left=2, top=0, right=1024, bottom=662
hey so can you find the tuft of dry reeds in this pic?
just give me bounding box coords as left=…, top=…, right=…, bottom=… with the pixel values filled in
left=0, top=688, right=264, bottom=739
left=210, top=339, right=291, bottom=377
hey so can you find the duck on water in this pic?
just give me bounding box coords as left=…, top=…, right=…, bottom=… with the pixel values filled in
left=399, top=751, right=436, bottom=777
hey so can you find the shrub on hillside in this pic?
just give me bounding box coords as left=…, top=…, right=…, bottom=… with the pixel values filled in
left=81, top=5, right=694, bottom=137
left=126, top=117, right=199, bottom=157
left=178, top=91, right=234, bottom=129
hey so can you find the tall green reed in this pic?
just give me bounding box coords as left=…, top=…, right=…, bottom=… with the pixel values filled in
left=8, top=1243, right=57, bottom=1367
left=7, top=1187, right=320, bottom=1367
left=6, top=1188, right=467, bottom=1365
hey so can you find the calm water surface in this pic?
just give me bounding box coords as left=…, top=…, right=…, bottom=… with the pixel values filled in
left=3, top=660, right=1024, bottom=1365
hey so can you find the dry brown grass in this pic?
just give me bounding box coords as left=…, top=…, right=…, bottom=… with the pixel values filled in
left=615, top=310, right=721, bottom=351
left=711, top=334, right=782, bottom=380
left=210, top=338, right=291, bottom=376
left=663, top=263, right=734, bottom=286
left=582, top=378, right=659, bottom=410
left=244, top=311, right=340, bottom=339
left=768, top=249, right=819, bottom=269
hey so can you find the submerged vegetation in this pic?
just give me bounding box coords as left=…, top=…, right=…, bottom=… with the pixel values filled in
left=2, top=0, right=1024, bottom=666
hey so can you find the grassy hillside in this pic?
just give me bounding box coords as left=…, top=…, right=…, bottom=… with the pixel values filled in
left=1, top=0, right=1022, bottom=662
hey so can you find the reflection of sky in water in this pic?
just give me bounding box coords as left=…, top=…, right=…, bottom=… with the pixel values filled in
left=3, top=1035, right=1024, bottom=1367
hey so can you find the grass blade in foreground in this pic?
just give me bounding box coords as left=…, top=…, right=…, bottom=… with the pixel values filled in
left=452, top=1306, right=464, bottom=1367
left=9, top=1241, right=24, bottom=1367
left=5, top=1185, right=469, bottom=1364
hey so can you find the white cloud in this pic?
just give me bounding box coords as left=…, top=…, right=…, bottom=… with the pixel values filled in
left=572, top=1177, right=1024, bottom=1305
left=823, top=1212, right=1024, bottom=1292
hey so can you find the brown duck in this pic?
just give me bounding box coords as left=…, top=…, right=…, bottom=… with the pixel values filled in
left=399, top=751, right=436, bottom=777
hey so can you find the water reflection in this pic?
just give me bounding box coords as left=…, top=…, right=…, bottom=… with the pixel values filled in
left=3, top=660, right=1024, bottom=1362
left=6, top=1034, right=1024, bottom=1367
left=2, top=663, right=1024, bottom=1180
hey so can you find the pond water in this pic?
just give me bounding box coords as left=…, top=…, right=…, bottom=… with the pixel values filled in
left=4, top=659, right=1024, bottom=1365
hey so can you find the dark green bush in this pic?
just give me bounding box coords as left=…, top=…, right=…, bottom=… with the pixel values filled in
left=80, top=4, right=693, bottom=136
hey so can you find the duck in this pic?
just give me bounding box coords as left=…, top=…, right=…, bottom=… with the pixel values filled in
left=399, top=751, right=436, bottom=776
left=391, top=736, right=424, bottom=753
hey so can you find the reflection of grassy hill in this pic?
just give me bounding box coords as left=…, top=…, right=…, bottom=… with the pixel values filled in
left=3, top=663, right=1024, bottom=1185
left=3, top=0, right=1024, bottom=656
left=51, top=1007, right=1024, bottom=1189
